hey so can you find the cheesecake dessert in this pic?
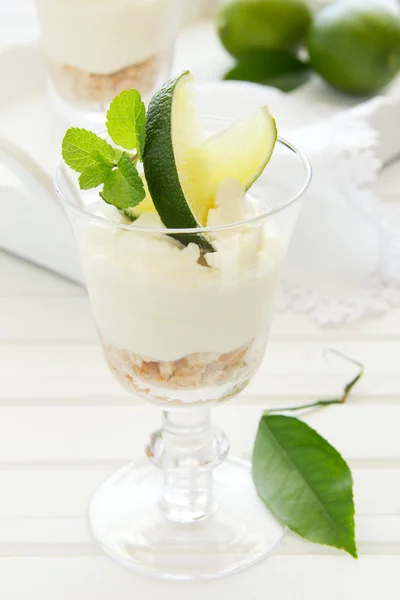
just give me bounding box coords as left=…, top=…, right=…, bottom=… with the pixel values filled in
left=36, top=0, right=180, bottom=112
left=61, top=72, right=284, bottom=405
left=84, top=188, right=283, bottom=404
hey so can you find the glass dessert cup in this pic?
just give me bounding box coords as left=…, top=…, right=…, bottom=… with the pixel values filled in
left=35, top=0, right=182, bottom=122
left=54, top=120, right=311, bottom=581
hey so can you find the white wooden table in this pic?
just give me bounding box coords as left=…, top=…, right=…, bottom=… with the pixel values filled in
left=2, top=218, right=400, bottom=598
left=2, top=2, right=400, bottom=598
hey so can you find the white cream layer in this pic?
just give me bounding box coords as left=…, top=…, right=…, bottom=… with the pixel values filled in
left=36, top=0, right=178, bottom=74
left=82, top=182, right=284, bottom=362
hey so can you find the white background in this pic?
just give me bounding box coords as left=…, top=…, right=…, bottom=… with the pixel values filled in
left=1, top=1, right=400, bottom=598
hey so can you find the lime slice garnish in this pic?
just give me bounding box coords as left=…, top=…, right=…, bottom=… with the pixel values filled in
left=202, top=104, right=277, bottom=190
left=143, top=71, right=277, bottom=248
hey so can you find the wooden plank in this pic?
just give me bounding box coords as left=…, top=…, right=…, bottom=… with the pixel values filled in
left=270, top=310, right=400, bottom=341
left=0, top=252, right=82, bottom=297
left=0, top=515, right=397, bottom=556
left=3, top=340, right=398, bottom=381
left=0, top=340, right=399, bottom=400
left=1, top=296, right=400, bottom=343
left=1, top=257, right=400, bottom=345
left=0, top=376, right=128, bottom=403
left=0, top=298, right=96, bottom=343
left=0, top=556, right=398, bottom=599
left=0, top=468, right=106, bottom=518
left=0, top=467, right=398, bottom=518
left=0, top=404, right=399, bottom=462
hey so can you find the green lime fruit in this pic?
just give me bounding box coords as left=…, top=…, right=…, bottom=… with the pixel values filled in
left=143, top=71, right=277, bottom=249
left=218, top=0, right=312, bottom=58
left=308, top=0, right=400, bottom=95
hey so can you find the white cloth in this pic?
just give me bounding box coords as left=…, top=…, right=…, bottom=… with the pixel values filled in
left=277, top=104, right=400, bottom=325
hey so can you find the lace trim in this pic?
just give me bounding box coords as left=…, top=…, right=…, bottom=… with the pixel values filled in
left=276, top=113, right=400, bottom=325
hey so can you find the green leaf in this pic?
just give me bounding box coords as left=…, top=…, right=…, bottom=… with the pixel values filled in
left=78, top=163, right=112, bottom=190
left=252, top=414, right=357, bottom=558
left=118, top=152, right=143, bottom=189
left=100, top=157, right=145, bottom=209
left=224, top=50, right=311, bottom=92
left=62, top=128, right=116, bottom=173
left=90, top=149, right=114, bottom=166
left=113, top=148, right=124, bottom=162
left=106, top=90, right=146, bottom=159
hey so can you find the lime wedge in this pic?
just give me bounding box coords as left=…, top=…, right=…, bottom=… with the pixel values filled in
left=143, top=71, right=277, bottom=249
left=203, top=105, right=277, bottom=190
left=143, top=72, right=212, bottom=228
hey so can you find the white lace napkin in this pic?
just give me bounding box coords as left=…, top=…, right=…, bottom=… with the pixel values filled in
left=277, top=99, right=400, bottom=325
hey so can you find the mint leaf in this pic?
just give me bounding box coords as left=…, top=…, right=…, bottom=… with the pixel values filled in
left=114, top=148, right=124, bottom=162
left=90, top=149, right=114, bottom=167
left=252, top=415, right=357, bottom=558
left=62, top=128, right=116, bottom=173
left=118, top=152, right=143, bottom=189
left=106, top=90, right=146, bottom=159
left=78, top=163, right=112, bottom=190
left=100, top=158, right=145, bottom=209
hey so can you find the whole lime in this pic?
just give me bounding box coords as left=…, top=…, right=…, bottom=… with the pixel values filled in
left=218, top=0, right=312, bottom=58
left=307, top=0, right=400, bottom=95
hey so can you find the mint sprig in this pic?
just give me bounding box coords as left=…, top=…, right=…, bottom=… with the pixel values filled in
left=78, top=163, right=112, bottom=190
left=100, top=153, right=145, bottom=209
left=61, top=91, right=147, bottom=212
left=106, top=90, right=146, bottom=161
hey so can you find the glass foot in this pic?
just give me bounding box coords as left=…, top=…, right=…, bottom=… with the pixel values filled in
left=89, top=457, right=285, bottom=581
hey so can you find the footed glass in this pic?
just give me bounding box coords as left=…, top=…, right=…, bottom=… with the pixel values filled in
left=54, top=120, right=311, bottom=581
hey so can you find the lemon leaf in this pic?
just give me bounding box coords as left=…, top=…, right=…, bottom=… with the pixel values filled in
left=253, top=415, right=357, bottom=558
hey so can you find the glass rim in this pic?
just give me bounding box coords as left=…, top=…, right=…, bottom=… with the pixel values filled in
left=53, top=133, right=312, bottom=235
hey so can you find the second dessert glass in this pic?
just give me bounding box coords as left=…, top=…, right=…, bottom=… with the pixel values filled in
left=35, top=0, right=183, bottom=120
left=54, top=119, right=312, bottom=581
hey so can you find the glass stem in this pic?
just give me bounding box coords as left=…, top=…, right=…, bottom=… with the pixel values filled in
left=146, top=408, right=229, bottom=523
